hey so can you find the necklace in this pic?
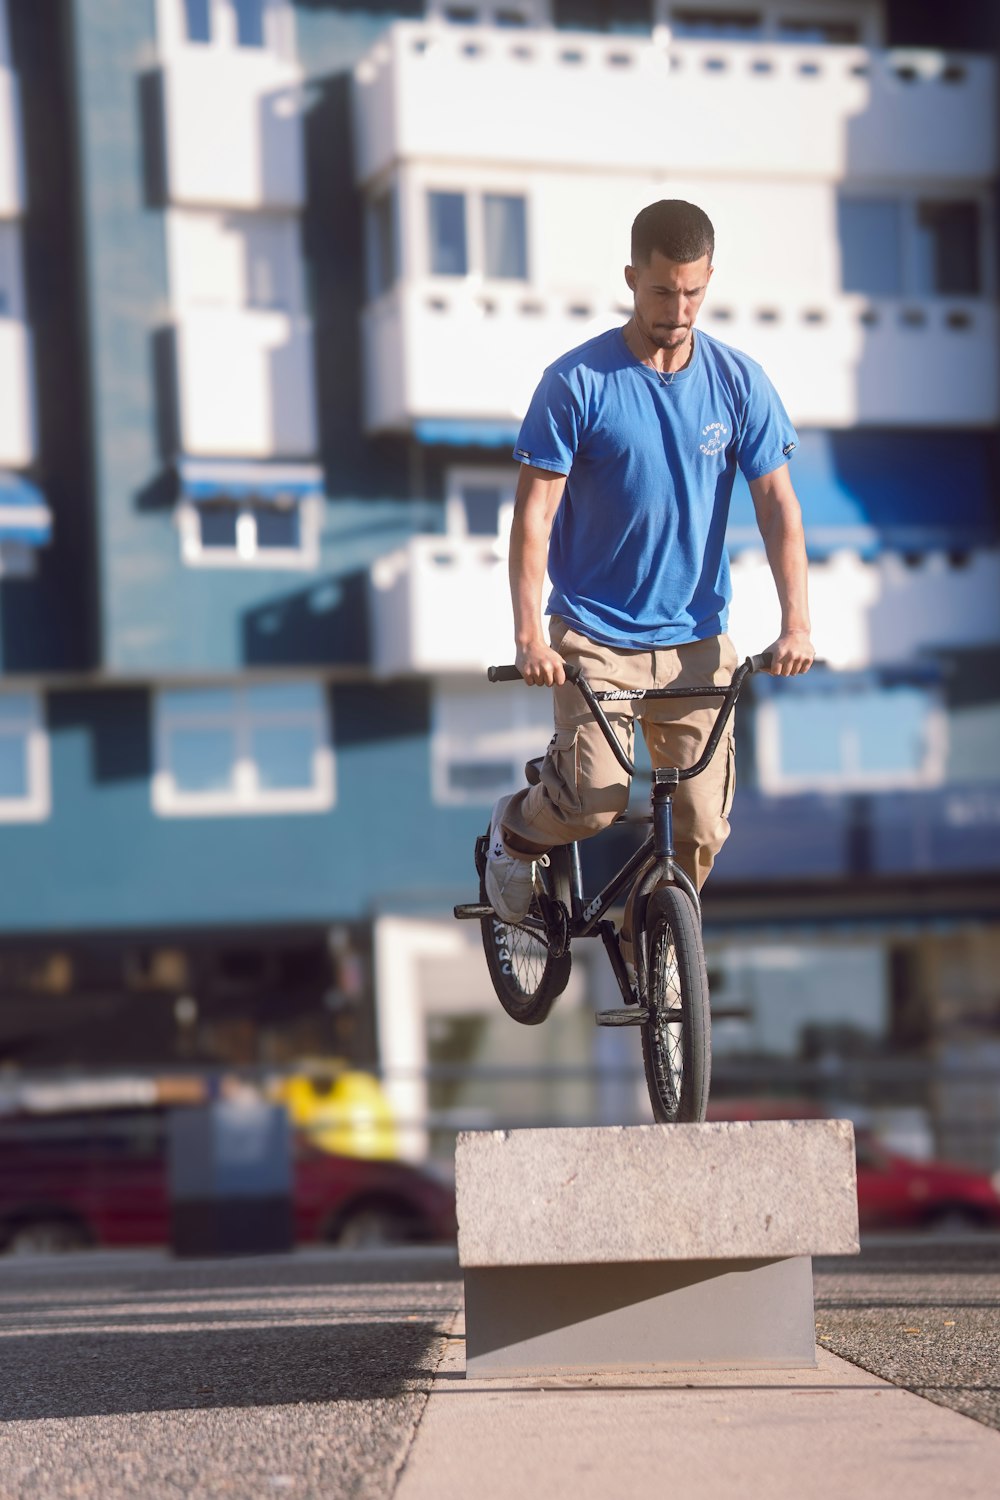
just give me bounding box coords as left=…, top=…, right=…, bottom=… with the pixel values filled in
left=631, top=321, right=690, bottom=388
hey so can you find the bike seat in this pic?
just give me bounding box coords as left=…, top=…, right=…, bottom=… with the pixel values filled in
left=524, top=756, right=544, bottom=786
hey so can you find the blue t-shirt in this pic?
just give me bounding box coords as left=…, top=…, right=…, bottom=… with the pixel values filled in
left=513, top=326, right=798, bottom=647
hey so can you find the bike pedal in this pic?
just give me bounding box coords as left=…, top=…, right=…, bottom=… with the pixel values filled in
left=454, top=903, right=494, bottom=920
left=594, top=1007, right=650, bottom=1027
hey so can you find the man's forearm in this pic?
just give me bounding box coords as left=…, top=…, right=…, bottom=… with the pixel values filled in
left=759, top=505, right=810, bottom=634
left=508, top=507, right=551, bottom=648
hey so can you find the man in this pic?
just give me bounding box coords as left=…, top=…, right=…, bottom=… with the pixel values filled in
left=486, top=198, right=814, bottom=927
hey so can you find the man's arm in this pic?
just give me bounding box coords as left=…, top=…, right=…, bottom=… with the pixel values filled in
left=748, top=464, right=815, bottom=677
left=509, top=463, right=568, bottom=685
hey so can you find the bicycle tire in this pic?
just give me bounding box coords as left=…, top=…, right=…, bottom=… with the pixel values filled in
left=479, top=852, right=572, bottom=1026
left=640, top=884, right=711, bottom=1123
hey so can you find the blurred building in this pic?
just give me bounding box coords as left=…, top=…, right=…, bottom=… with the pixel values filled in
left=0, top=0, right=998, bottom=1162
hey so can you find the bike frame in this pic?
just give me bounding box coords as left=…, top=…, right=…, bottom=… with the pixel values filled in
left=487, top=655, right=771, bottom=1007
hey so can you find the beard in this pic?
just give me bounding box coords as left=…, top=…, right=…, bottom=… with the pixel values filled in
left=647, top=323, right=690, bottom=349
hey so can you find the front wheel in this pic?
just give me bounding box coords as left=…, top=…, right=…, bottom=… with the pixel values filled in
left=479, top=851, right=572, bottom=1026
left=640, top=885, right=711, bottom=1123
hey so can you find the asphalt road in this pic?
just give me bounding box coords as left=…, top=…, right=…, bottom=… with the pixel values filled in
left=815, top=1234, right=1000, bottom=1432
left=0, top=1247, right=463, bottom=1500
left=0, top=1236, right=996, bottom=1499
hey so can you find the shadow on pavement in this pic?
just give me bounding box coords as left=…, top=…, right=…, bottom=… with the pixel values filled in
left=0, top=1319, right=444, bottom=1422
left=0, top=1247, right=463, bottom=1423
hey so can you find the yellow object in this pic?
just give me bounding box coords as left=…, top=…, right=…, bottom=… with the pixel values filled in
left=276, top=1069, right=398, bottom=1160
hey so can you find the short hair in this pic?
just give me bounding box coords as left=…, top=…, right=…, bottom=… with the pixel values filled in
left=631, top=200, right=715, bottom=267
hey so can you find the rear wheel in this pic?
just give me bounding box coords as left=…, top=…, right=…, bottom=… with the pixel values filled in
left=640, top=885, right=711, bottom=1123
left=479, top=848, right=572, bottom=1026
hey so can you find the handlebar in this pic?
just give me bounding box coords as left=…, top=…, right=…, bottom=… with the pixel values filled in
left=487, top=651, right=778, bottom=781
left=488, top=652, right=773, bottom=685
left=488, top=662, right=583, bottom=684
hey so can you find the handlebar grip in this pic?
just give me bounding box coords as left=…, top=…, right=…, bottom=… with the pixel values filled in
left=748, top=651, right=774, bottom=673
left=487, top=662, right=582, bottom=684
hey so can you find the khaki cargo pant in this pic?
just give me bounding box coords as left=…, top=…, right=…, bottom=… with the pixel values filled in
left=500, top=617, right=738, bottom=896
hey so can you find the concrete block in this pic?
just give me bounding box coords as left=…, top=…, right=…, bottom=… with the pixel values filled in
left=455, top=1122, right=859, bottom=1377
left=456, top=1121, right=859, bottom=1268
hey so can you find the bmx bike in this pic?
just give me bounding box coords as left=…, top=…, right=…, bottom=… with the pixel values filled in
left=454, top=651, right=775, bottom=1125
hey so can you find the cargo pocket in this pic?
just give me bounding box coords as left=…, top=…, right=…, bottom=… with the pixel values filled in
left=540, top=727, right=582, bottom=816
left=721, top=730, right=736, bottom=818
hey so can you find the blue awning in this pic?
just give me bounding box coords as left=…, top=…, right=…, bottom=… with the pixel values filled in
left=727, top=430, right=998, bottom=558
left=177, top=459, right=324, bottom=506
left=0, top=473, right=52, bottom=545
left=413, top=419, right=522, bottom=449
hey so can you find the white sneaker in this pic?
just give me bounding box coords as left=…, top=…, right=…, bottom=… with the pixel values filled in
left=485, top=794, right=536, bottom=925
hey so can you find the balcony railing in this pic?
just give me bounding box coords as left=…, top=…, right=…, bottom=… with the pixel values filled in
left=353, top=23, right=995, bottom=184
left=0, top=66, right=23, bottom=218
left=172, top=310, right=317, bottom=459
left=729, top=551, right=1000, bottom=673
left=369, top=535, right=513, bottom=676
left=0, top=319, right=35, bottom=468
left=158, top=48, right=305, bottom=211
left=361, top=284, right=999, bottom=434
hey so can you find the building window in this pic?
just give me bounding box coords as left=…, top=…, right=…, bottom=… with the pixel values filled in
left=669, top=7, right=762, bottom=38
left=553, top=0, right=652, bottom=31
left=183, top=0, right=212, bottom=42
left=426, top=2, right=544, bottom=24
left=839, top=196, right=983, bottom=298
left=428, top=192, right=469, bottom=278
left=0, top=224, right=23, bottom=320
left=776, top=15, right=859, bottom=44
left=426, top=190, right=529, bottom=282
left=0, top=692, right=50, bottom=824
left=368, top=189, right=398, bottom=298
left=483, top=194, right=528, bottom=281
left=178, top=495, right=320, bottom=569
left=446, top=468, right=516, bottom=540
left=432, top=682, right=554, bottom=806
left=755, top=679, right=946, bottom=795
left=839, top=198, right=903, bottom=296
left=914, top=202, right=981, bottom=297
left=153, top=681, right=335, bottom=817
left=233, top=0, right=265, bottom=47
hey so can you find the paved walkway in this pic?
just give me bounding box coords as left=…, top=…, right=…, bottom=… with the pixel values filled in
left=0, top=1242, right=997, bottom=1500
left=398, top=1308, right=1000, bottom=1500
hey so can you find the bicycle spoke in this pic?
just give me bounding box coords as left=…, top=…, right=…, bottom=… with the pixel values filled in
left=496, top=916, right=549, bottom=993
left=650, top=926, right=683, bottom=1111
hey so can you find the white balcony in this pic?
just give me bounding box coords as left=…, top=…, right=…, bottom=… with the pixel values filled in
left=0, top=66, right=23, bottom=217
left=708, top=298, right=999, bottom=429
left=0, top=319, right=35, bottom=468
left=361, top=285, right=999, bottom=435
left=353, top=24, right=995, bottom=186
left=362, top=282, right=620, bottom=434
left=729, top=551, right=1000, bottom=672
left=173, top=309, right=317, bottom=459
left=369, top=536, right=513, bottom=676
left=159, top=48, right=305, bottom=211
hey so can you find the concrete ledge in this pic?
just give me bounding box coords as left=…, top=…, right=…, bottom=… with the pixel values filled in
left=456, top=1121, right=859, bottom=1267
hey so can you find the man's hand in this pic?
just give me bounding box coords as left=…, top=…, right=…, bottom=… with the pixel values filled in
left=516, top=641, right=566, bottom=686
left=765, top=630, right=815, bottom=677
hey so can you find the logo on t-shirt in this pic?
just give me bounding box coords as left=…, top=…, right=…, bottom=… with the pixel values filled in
left=698, top=422, right=730, bottom=457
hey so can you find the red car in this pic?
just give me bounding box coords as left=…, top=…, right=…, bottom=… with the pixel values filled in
left=0, top=1108, right=456, bottom=1254
left=854, top=1132, right=1000, bottom=1232
left=707, top=1099, right=1000, bottom=1231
